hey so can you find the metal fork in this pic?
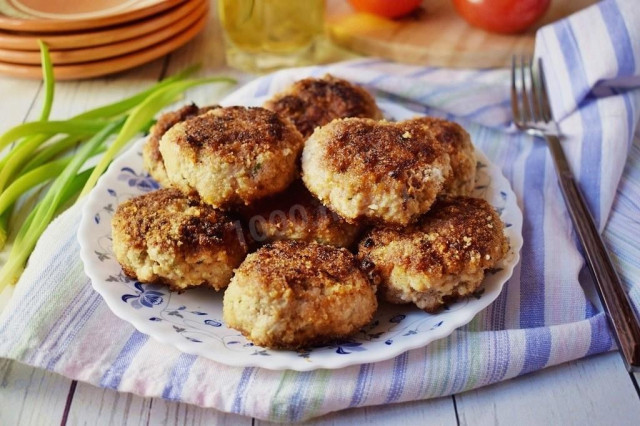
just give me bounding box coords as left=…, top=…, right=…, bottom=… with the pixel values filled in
left=511, top=56, right=640, bottom=372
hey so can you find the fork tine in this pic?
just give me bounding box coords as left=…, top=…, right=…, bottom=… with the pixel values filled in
left=536, top=57, right=554, bottom=122
left=519, top=56, right=533, bottom=123
left=527, top=56, right=543, bottom=122
left=510, top=56, right=522, bottom=126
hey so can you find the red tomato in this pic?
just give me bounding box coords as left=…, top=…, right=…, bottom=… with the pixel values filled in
left=453, top=0, right=551, bottom=34
left=348, top=0, right=423, bottom=19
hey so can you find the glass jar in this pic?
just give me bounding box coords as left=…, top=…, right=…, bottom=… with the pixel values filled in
left=218, top=0, right=325, bottom=73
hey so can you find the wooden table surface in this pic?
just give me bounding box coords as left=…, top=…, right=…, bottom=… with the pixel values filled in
left=2, top=2, right=640, bottom=424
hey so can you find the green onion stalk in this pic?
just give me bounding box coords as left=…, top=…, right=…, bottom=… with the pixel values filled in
left=0, top=41, right=55, bottom=246
left=1, top=119, right=122, bottom=284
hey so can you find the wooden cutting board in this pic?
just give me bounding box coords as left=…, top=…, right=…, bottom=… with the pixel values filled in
left=325, top=0, right=597, bottom=68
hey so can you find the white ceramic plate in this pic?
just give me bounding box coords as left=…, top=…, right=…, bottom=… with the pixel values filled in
left=78, top=100, right=523, bottom=371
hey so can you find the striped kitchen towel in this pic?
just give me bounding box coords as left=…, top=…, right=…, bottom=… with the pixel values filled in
left=1, top=0, right=640, bottom=422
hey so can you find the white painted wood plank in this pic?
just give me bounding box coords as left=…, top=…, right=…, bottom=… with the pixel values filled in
left=255, top=396, right=458, bottom=426
left=145, top=396, right=252, bottom=426
left=68, top=381, right=251, bottom=426
left=0, top=78, right=41, bottom=131
left=66, top=381, right=152, bottom=426
left=0, top=358, right=72, bottom=426
left=456, top=352, right=640, bottom=426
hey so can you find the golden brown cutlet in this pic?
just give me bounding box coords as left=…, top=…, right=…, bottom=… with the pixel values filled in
left=302, top=117, right=451, bottom=226
left=112, top=188, right=248, bottom=292
left=358, top=196, right=509, bottom=312
left=239, top=180, right=361, bottom=248
left=223, top=240, right=377, bottom=349
left=159, top=106, right=304, bottom=208
left=264, top=74, right=383, bottom=138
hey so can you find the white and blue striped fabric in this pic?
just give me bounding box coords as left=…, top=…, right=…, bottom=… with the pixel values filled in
left=1, top=0, right=639, bottom=422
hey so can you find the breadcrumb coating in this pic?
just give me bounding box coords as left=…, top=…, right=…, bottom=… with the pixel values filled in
left=358, top=196, right=508, bottom=312
left=302, top=118, right=451, bottom=226
left=223, top=240, right=377, bottom=349
left=111, top=188, right=248, bottom=291
left=402, top=117, right=476, bottom=196
left=264, top=74, right=383, bottom=138
left=160, top=106, right=304, bottom=208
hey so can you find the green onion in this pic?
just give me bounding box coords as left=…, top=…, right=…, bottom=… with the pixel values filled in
left=0, top=138, right=108, bottom=216
left=0, top=157, right=70, bottom=216
left=21, top=135, right=84, bottom=174
left=0, top=134, right=50, bottom=193
left=0, top=40, right=54, bottom=248
left=13, top=167, right=94, bottom=253
left=0, top=214, right=7, bottom=249
left=0, top=120, right=106, bottom=153
left=37, top=40, right=54, bottom=122
left=19, top=119, right=150, bottom=177
left=0, top=120, right=121, bottom=286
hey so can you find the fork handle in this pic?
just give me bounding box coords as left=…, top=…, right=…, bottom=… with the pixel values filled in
left=546, top=135, right=640, bottom=371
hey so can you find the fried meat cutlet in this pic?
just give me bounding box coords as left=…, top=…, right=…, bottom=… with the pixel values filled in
left=223, top=240, right=377, bottom=349
left=264, top=74, right=383, bottom=138
left=239, top=181, right=361, bottom=247
left=111, top=188, right=248, bottom=291
left=358, top=196, right=508, bottom=312
left=159, top=106, right=304, bottom=208
left=302, top=118, right=451, bottom=226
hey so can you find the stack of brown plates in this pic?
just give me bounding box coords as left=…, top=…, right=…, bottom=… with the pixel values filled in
left=0, top=0, right=208, bottom=79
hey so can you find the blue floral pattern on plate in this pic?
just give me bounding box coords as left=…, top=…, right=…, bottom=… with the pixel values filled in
left=78, top=99, right=523, bottom=371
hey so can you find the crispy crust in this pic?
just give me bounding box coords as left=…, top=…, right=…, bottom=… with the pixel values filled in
left=321, top=118, right=443, bottom=175
left=301, top=118, right=451, bottom=226
left=111, top=188, right=248, bottom=291
left=142, top=104, right=219, bottom=187
left=264, top=74, right=383, bottom=138
left=223, top=240, right=378, bottom=349
left=358, top=196, right=509, bottom=312
left=402, top=117, right=476, bottom=196
left=159, top=106, right=305, bottom=207
left=115, top=188, right=241, bottom=253
left=175, top=107, right=292, bottom=156
left=239, top=180, right=361, bottom=247
left=242, top=240, right=364, bottom=288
